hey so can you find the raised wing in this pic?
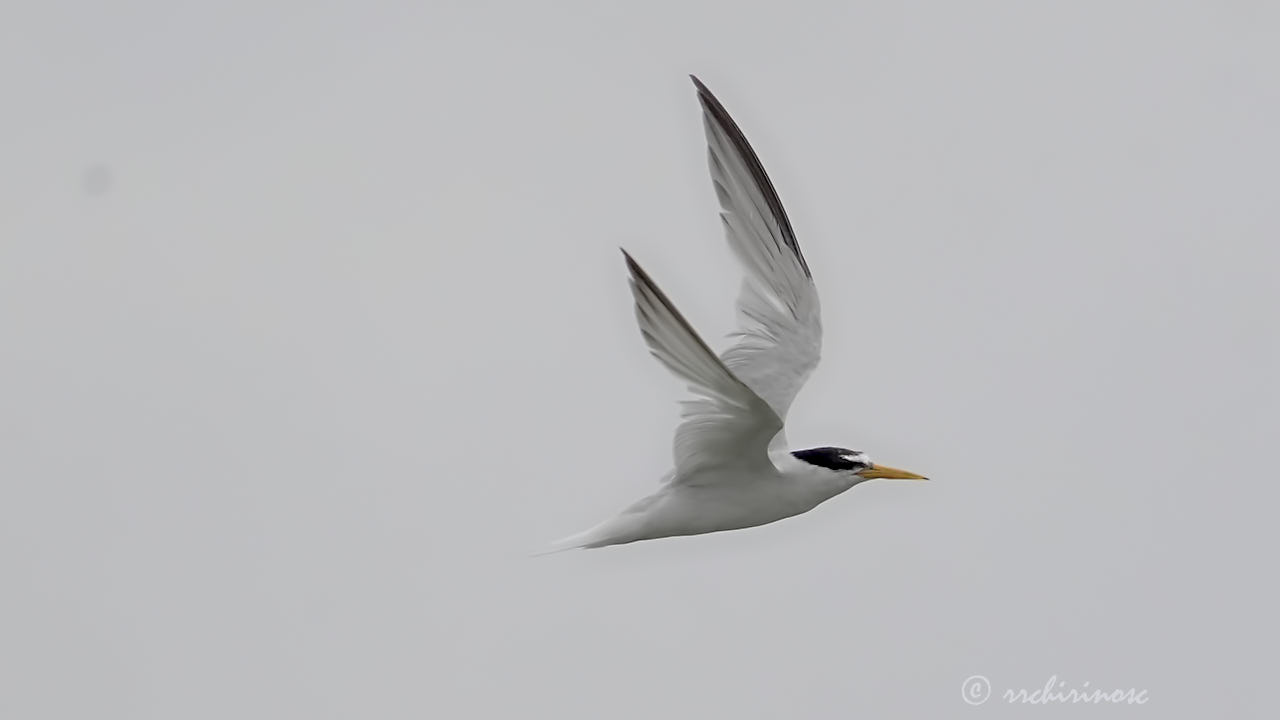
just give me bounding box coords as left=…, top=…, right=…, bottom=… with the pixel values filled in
left=692, top=76, right=823, bottom=422
left=622, top=250, right=782, bottom=477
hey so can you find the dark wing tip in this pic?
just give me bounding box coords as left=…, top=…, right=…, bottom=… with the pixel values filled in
left=620, top=248, right=655, bottom=296
left=619, top=248, right=730, bottom=377
left=688, top=74, right=727, bottom=118
left=687, top=76, right=812, bottom=280
left=620, top=247, right=641, bottom=276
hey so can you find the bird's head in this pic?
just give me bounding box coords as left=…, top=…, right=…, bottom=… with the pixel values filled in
left=791, top=447, right=928, bottom=482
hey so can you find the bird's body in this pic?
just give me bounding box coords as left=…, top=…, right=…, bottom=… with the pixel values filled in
left=560, top=457, right=858, bottom=548
left=551, top=77, right=927, bottom=551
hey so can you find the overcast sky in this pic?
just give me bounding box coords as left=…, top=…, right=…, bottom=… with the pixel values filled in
left=2, top=1, right=1277, bottom=718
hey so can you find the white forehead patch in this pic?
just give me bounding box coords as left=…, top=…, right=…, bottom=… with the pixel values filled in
left=840, top=452, right=869, bottom=466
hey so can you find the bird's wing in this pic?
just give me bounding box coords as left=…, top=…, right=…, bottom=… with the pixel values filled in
left=623, top=251, right=783, bottom=477
left=692, top=76, right=823, bottom=426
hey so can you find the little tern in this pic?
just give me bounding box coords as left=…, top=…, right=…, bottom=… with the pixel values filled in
left=552, top=76, right=927, bottom=550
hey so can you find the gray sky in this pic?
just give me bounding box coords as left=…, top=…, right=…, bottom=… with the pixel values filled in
left=2, top=1, right=1277, bottom=718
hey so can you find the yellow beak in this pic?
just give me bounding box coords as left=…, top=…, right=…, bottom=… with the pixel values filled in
left=857, top=463, right=929, bottom=480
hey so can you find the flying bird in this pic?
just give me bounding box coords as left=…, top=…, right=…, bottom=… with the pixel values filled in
left=551, top=76, right=927, bottom=551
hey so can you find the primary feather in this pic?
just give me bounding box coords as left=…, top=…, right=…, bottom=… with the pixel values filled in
left=693, top=76, right=823, bottom=429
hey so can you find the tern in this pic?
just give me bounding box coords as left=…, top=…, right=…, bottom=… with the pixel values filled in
left=552, top=76, right=927, bottom=551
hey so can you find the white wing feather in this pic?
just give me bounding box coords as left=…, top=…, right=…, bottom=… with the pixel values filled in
left=622, top=251, right=781, bottom=477
left=693, top=76, right=823, bottom=424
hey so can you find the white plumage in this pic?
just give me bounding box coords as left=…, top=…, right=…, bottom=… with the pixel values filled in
left=551, top=77, right=926, bottom=551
